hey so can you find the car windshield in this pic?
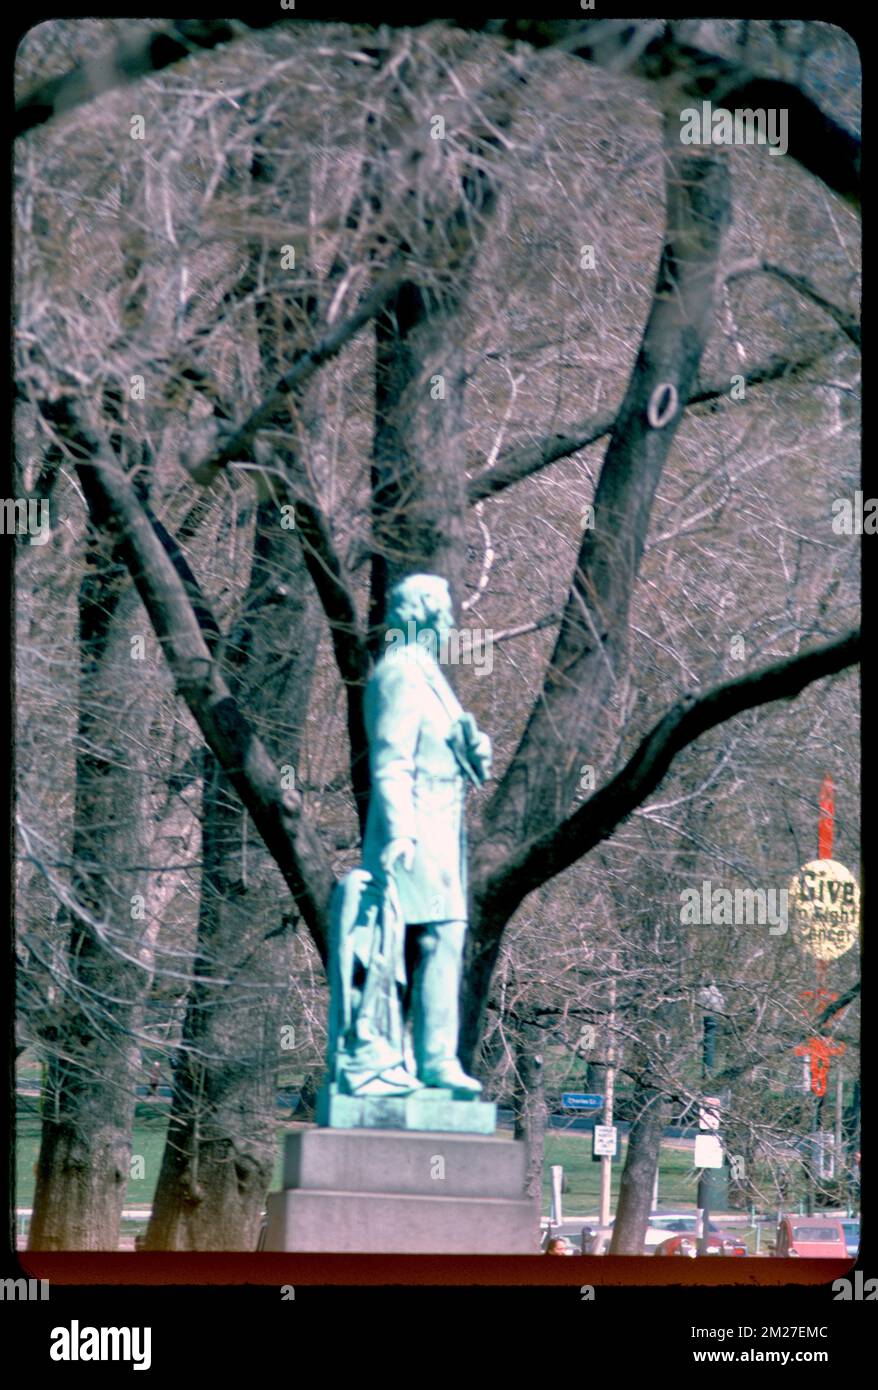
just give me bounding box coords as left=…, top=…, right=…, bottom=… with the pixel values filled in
left=673, top=1218, right=720, bottom=1232
left=653, top=1216, right=720, bottom=1229
left=792, top=1226, right=842, bottom=1241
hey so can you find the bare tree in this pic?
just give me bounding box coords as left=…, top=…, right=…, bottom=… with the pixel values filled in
left=16, top=18, right=859, bottom=1250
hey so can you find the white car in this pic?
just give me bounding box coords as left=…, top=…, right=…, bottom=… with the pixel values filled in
left=582, top=1222, right=672, bottom=1254
left=645, top=1212, right=741, bottom=1243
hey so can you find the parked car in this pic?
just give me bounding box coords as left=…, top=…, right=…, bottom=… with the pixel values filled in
left=650, top=1212, right=712, bottom=1229
left=654, top=1232, right=747, bottom=1257
left=652, top=1217, right=750, bottom=1251
left=772, top=1215, right=847, bottom=1258
left=586, top=1221, right=675, bottom=1254
left=841, top=1219, right=860, bottom=1258
left=654, top=1234, right=698, bottom=1258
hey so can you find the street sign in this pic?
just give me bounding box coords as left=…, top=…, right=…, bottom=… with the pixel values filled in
left=593, top=1125, right=617, bottom=1156
left=788, top=859, right=859, bottom=961
left=561, top=1093, right=603, bottom=1110
left=698, top=1096, right=722, bottom=1131
left=694, top=1134, right=724, bottom=1169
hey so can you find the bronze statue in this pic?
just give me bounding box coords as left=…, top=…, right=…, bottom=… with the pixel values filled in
left=326, top=574, right=492, bottom=1099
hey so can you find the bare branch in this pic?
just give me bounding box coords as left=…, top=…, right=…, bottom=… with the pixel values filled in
left=185, top=266, right=407, bottom=489
left=724, top=259, right=860, bottom=347
left=479, top=629, right=860, bottom=921
left=480, top=131, right=733, bottom=846
left=469, top=333, right=845, bottom=501
left=15, top=18, right=287, bottom=138
left=450, top=21, right=861, bottom=211
left=39, top=396, right=334, bottom=958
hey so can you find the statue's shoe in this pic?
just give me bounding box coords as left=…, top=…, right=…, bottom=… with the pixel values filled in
left=339, top=1062, right=423, bottom=1097
left=419, top=1060, right=482, bottom=1095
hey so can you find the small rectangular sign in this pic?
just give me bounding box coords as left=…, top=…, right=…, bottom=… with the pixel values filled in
left=695, top=1134, right=724, bottom=1169
left=698, top=1096, right=722, bottom=1130
left=593, top=1124, right=618, bottom=1156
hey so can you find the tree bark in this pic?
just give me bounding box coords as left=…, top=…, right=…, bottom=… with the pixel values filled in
left=146, top=504, right=321, bottom=1249
left=481, top=132, right=732, bottom=851
left=512, top=1016, right=547, bottom=1202
left=462, top=132, right=732, bottom=1063
left=610, top=1087, right=667, bottom=1254
left=147, top=127, right=329, bottom=1246
left=30, top=549, right=149, bottom=1250
left=368, top=52, right=513, bottom=634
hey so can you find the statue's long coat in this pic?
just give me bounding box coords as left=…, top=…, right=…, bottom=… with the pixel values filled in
left=362, top=644, right=469, bottom=924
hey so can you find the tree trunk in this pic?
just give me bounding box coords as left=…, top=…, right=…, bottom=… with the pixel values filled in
left=371, top=278, right=470, bottom=630
left=512, top=1017, right=546, bottom=1201
left=463, top=133, right=731, bottom=1058
left=609, top=1086, right=666, bottom=1254
left=29, top=180, right=156, bottom=1251
left=368, top=51, right=509, bottom=635
left=147, top=115, right=330, bottom=1248
left=146, top=505, right=321, bottom=1249
left=30, top=560, right=149, bottom=1249
left=481, top=133, right=732, bottom=851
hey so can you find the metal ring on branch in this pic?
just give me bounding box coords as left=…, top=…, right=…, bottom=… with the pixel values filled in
left=646, top=382, right=678, bottom=429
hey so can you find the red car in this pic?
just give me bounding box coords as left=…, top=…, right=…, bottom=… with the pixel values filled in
left=772, top=1216, right=847, bottom=1258
left=655, top=1232, right=747, bottom=1257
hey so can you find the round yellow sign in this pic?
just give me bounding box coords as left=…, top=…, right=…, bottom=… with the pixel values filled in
left=788, top=859, right=860, bottom=961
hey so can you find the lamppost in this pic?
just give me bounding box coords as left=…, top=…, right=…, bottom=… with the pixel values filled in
left=696, top=984, right=725, bottom=1255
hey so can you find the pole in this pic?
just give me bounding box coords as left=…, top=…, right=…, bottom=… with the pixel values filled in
left=807, top=1098, right=819, bottom=1216
left=697, top=1008, right=716, bottom=1255
left=599, top=963, right=616, bottom=1228
left=550, top=1164, right=564, bottom=1229
left=697, top=1176, right=711, bottom=1255
left=835, top=1063, right=843, bottom=1174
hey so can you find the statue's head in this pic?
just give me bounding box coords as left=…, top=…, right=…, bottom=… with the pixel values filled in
left=385, top=573, right=454, bottom=646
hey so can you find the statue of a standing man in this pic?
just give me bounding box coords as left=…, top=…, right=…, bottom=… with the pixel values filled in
left=326, top=574, right=491, bottom=1100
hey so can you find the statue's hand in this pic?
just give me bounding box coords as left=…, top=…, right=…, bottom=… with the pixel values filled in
left=457, top=713, right=492, bottom=783
left=381, top=838, right=416, bottom=874
left=471, top=731, right=492, bottom=781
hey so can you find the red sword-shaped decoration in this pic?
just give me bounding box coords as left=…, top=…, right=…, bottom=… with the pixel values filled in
left=818, top=773, right=834, bottom=860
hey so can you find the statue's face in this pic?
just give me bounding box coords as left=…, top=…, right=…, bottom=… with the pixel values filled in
left=420, top=582, right=453, bottom=644
left=386, top=574, right=454, bottom=650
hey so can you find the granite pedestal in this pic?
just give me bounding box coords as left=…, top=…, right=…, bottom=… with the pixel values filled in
left=264, top=1121, right=539, bottom=1254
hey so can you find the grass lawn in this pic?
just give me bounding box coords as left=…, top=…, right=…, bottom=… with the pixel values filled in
left=17, top=1105, right=695, bottom=1219
left=541, top=1131, right=701, bottom=1214
left=16, top=1113, right=773, bottom=1252
left=16, top=1104, right=290, bottom=1214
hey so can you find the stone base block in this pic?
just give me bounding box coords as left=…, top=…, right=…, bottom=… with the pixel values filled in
left=265, top=1187, right=538, bottom=1253
left=283, top=1127, right=526, bottom=1197
left=263, top=1128, right=538, bottom=1253
left=316, top=1082, right=496, bottom=1133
